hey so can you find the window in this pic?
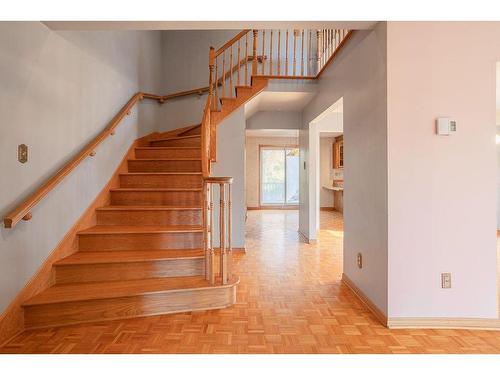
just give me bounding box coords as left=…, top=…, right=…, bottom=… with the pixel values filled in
left=260, top=147, right=299, bottom=206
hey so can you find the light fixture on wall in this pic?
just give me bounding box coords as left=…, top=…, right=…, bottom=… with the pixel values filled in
left=496, top=134, right=500, bottom=144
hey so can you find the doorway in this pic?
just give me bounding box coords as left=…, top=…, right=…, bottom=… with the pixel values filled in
left=260, top=146, right=299, bottom=207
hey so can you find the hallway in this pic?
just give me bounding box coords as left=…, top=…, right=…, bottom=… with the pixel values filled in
left=1, top=210, right=500, bottom=353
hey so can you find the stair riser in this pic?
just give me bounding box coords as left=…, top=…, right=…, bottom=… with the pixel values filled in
left=178, top=127, right=201, bottom=136
left=128, top=160, right=201, bottom=173
left=96, top=209, right=202, bottom=226
left=54, top=258, right=204, bottom=284
left=150, top=138, right=200, bottom=147
left=78, top=232, right=203, bottom=251
left=235, top=87, right=252, bottom=96
left=110, top=191, right=202, bottom=206
left=135, top=148, right=200, bottom=159
left=23, top=286, right=236, bottom=329
left=120, top=174, right=202, bottom=189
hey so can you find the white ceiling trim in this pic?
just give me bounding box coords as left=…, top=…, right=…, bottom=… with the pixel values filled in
left=43, top=21, right=377, bottom=31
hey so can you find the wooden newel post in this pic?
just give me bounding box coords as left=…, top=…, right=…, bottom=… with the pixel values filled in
left=252, top=29, right=258, bottom=75
left=209, top=184, right=215, bottom=285
left=227, top=183, right=232, bottom=281
left=209, top=47, right=215, bottom=110
left=203, top=182, right=210, bottom=281
left=219, top=183, right=228, bottom=285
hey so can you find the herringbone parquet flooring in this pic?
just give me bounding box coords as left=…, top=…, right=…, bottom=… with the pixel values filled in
left=1, top=210, right=500, bottom=354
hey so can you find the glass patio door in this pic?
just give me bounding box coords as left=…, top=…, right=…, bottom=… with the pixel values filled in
left=260, top=147, right=299, bottom=206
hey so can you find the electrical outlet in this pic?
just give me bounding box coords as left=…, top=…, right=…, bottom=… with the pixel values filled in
left=357, top=253, right=363, bottom=269
left=441, top=273, right=451, bottom=289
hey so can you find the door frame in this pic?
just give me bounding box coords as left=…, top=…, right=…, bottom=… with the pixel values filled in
left=258, top=144, right=299, bottom=209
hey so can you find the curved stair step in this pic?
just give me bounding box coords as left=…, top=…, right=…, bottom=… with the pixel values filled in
left=22, top=276, right=239, bottom=329
left=135, top=146, right=201, bottom=159
left=128, top=158, right=202, bottom=173
left=149, top=135, right=201, bottom=147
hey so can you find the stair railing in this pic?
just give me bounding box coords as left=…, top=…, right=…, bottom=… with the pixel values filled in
left=3, top=92, right=164, bottom=229
left=203, top=177, right=233, bottom=285
left=209, top=29, right=255, bottom=111
left=208, top=29, right=352, bottom=113
left=252, top=28, right=352, bottom=78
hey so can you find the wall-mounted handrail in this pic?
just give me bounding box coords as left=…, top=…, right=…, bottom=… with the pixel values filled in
left=3, top=92, right=161, bottom=229
left=2, top=86, right=219, bottom=229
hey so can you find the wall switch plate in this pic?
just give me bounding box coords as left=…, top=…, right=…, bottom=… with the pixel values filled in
left=436, top=117, right=457, bottom=135
left=357, top=253, right=363, bottom=269
left=441, top=273, right=452, bottom=288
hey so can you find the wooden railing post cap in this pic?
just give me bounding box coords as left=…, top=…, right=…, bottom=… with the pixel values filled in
left=203, top=176, right=233, bottom=184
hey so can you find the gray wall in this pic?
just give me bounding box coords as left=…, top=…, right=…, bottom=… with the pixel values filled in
left=0, top=22, right=163, bottom=313
left=159, top=30, right=239, bottom=131
left=246, top=111, right=302, bottom=130
left=211, top=108, right=246, bottom=248
left=300, top=24, right=389, bottom=315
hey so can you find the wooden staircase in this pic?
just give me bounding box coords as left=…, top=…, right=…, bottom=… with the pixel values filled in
left=21, top=126, right=238, bottom=329
left=1, top=28, right=353, bottom=337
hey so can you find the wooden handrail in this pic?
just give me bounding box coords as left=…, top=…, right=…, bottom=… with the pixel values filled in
left=161, top=87, right=207, bottom=101
left=3, top=92, right=163, bottom=229
left=215, top=30, right=250, bottom=57
left=162, top=54, right=264, bottom=108
left=201, top=95, right=212, bottom=178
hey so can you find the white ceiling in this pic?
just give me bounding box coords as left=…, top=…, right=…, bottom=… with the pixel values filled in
left=43, top=21, right=377, bottom=31
left=245, top=91, right=316, bottom=119
left=246, top=129, right=299, bottom=138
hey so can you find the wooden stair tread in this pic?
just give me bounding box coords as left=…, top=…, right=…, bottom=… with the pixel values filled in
left=110, top=188, right=202, bottom=192
left=120, top=172, right=202, bottom=175
left=78, top=225, right=203, bottom=235
left=55, top=249, right=205, bottom=266
left=135, top=147, right=200, bottom=150
left=129, top=158, right=201, bottom=161
left=96, top=205, right=202, bottom=211
left=151, top=135, right=200, bottom=141
left=23, top=276, right=225, bottom=306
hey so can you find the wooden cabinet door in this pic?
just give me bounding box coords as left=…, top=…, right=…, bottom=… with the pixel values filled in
left=332, top=136, right=344, bottom=169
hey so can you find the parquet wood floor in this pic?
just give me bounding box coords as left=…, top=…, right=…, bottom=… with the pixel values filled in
left=1, top=210, right=500, bottom=354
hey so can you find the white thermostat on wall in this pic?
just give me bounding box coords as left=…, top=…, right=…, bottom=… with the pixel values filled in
left=436, top=117, right=457, bottom=135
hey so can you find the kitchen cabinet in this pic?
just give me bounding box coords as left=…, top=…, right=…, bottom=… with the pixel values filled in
left=333, top=135, right=344, bottom=169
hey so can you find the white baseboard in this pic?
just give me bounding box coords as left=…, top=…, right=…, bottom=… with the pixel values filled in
left=342, top=273, right=500, bottom=331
